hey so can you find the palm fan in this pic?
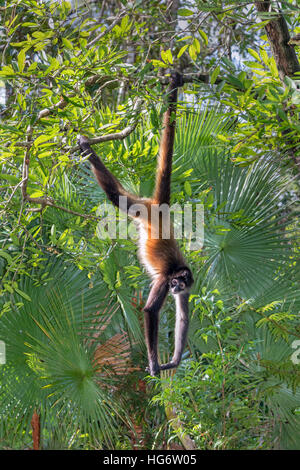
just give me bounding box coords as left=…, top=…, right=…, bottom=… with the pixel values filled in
left=0, top=259, right=132, bottom=447
left=174, top=107, right=297, bottom=299
left=242, top=313, right=300, bottom=449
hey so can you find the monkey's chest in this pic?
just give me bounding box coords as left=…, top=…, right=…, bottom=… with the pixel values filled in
left=137, top=225, right=159, bottom=278
left=137, top=223, right=180, bottom=278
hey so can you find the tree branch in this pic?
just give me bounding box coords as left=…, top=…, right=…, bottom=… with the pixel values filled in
left=74, top=97, right=143, bottom=151
left=19, top=125, right=101, bottom=220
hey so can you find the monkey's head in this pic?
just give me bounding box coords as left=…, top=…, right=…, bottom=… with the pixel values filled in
left=169, top=268, right=194, bottom=295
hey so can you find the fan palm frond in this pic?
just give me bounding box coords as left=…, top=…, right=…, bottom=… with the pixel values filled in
left=180, top=134, right=296, bottom=298
left=175, top=104, right=231, bottom=158
left=94, top=331, right=139, bottom=376
left=242, top=314, right=300, bottom=449
left=0, top=259, right=134, bottom=447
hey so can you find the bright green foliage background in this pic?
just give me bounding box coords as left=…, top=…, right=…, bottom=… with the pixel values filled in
left=0, top=0, right=299, bottom=450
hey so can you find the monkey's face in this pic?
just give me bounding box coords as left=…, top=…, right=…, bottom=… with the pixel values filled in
left=170, top=268, right=193, bottom=295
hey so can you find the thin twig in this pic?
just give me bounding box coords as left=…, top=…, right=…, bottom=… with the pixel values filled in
left=0, top=177, right=26, bottom=214
left=36, top=200, right=101, bottom=221
left=38, top=96, right=68, bottom=120
left=88, top=10, right=127, bottom=47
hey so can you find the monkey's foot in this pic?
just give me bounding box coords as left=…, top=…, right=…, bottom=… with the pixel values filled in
left=145, top=364, right=160, bottom=377
left=160, top=361, right=178, bottom=371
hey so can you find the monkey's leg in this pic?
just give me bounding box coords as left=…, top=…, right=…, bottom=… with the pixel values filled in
left=143, top=279, right=169, bottom=376
left=143, top=310, right=160, bottom=376
left=160, top=292, right=189, bottom=371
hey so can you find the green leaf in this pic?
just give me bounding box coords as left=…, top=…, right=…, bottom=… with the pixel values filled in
left=193, top=38, right=200, bottom=53
left=178, top=8, right=193, bottom=16
left=210, top=65, right=220, bottom=85
left=284, top=76, right=296, bottom=89
left=222, top=57, right=235, bottom=70
left=243, top=61, right=264, bottom=69
left=0, top=250, right=13, bottom=264
left=21, top=22, right=38, bottom=27
left=177, top=44, right=189, bottom=58
left=260, top=48, right=269, bottom=65
left=248, top=48, right=261, bottom=62
left=17, top=49, right=26, bottom=73
left=268, top=57, right=278, bottom=78
left=0, top=261, right=124, bottom=446
left=62, top=38, right=73, bottom=49
left=34, top=134, right=52, bottom=147
left=0, top=65, right=15, bottom=77
left=291, top=91, right=300, bottom=105
left=184, top=180, right=192, bottom=197
left=177, top=35, right=192, bottom=42
left=161, top=49, right=173, bottom=64
left=165, top=49, right=173, bottom=64
left=120, top=15, right=130, bottom=33
left=29, top=190, right=44, bottom=198
left=0, top=173, right=19, bottom=184
left=277, top=108, right=288, bottom=122
left=28, top=62, right=38, bottom=72
left=227, top=74, right=244, bottom=89
left=188, top=44, right=197, bottom=61
left=152, top=59, right=168, bottom=68
left=14, top=288, right=31, bottom=301
left=198, top=29, right=208, bottom=45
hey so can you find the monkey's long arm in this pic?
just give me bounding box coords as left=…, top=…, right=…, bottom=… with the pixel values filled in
left=143, top=277, right=169, bottom=376
left=160, top=292, right=190, bottom=371
left=79, top=135, right=139, bottom=212
left=153, top=72, right=182, bottom=205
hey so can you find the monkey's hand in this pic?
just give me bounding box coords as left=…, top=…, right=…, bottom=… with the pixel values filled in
left=77, top=135, right=90, bottom=151
left=77, top=135, right=101, bottom=168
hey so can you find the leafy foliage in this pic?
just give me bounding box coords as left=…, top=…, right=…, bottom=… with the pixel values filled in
left=0, top=260, right=138, bottom=448
left=0, top=0, right=299, bottom=451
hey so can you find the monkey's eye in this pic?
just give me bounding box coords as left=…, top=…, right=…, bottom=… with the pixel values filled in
left=171, top=279, right=177, bottom=286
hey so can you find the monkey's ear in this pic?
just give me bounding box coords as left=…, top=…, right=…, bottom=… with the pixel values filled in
left=182, top=268, right=194, bottom=286
left=181, top=269, right=190, bottom=278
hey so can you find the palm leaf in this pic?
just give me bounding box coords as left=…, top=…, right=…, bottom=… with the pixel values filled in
left=0, top=259, right=132, bottom=447
left=176, top=113, right=296, bottom=298
left=242, top=314, right=300, bottom=449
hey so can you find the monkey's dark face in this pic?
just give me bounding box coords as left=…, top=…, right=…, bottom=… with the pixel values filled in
left=169, top=268, right=194, bottom=295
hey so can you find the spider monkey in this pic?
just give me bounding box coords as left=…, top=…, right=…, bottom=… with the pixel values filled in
left=79, top=72, right=194, bottom=376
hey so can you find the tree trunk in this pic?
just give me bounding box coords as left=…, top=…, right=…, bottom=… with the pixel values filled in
left=255, top=1, right=300, bottom=82
left=255, top=1, right=300, bottom=171
left=31, top=410, right=40, bottom=450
